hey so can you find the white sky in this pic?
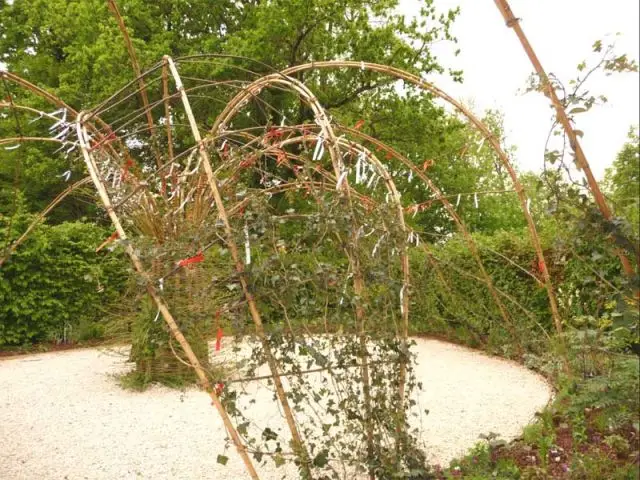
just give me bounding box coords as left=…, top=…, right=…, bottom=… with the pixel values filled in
left=399, top=0, right=640, bottom=179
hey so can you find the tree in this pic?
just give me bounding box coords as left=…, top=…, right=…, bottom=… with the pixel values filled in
left=0, top=0, right=463, bottom=215
left=3, top=0, right=540, bottom=387
left=605, top=128, right=640, bottom=235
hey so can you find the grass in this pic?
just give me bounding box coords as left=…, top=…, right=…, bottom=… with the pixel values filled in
left=117, top=356, right=234, bottom=392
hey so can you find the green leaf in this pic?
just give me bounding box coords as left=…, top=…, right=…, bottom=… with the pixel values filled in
left=312, top=449, right=329, bottom=468
left=274, top=453, right=286, bottom=467
left=216, top=455, right=229, bottom=466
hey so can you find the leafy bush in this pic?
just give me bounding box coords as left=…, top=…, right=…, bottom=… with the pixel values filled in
left=0, top=213, right=128, bottom=346
left=409, top=229, right=553, bottom=354
left=408, top=216, right=635, bottom=357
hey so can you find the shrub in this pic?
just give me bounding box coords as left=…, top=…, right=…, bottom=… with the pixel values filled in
left=408, top=221, right=634, bottom=356
left=0, top=214, right=128, bottom=346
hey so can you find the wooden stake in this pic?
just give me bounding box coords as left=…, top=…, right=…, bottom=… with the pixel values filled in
left=345, top=128, right=524, bottom=354
left=280, top=61, right=564, bottom=339
left=106, top=0, right=163, bottom=169
left=164, top=57, right=313, bottom=478
left=75, top=113, right=260, bottom=480
left=493, top=0, right=637, bottom=279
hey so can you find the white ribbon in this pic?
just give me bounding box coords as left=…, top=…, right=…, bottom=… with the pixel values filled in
left=336, top=170, right=348, bottom=190
left=29, top=111, right=45, bottom=124
left=53, top=126, right=71, bottom=140
left=312, top=136, right=325, bottom=161
left=111, top=171, right=122, bottom=189
left=58, top=170, right=72, bottom=182
left=244, top=223, right=251, bottom=265
left=372, top=234, right=386, bottom=257
left=366, top=172, right=377, bottom=189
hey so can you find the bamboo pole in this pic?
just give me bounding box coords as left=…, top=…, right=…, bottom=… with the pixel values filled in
left=278, top=60, right=564, bottom=337
left=343, top=127, right=524, bottom=354
left=106, top=0, right=163, bottom=169
left=492, top=0, right=637, bottom=278
left=0, top=177, right=92, bottom=267
left=208, top=74, right=412, bottom=462
left=354, top=270, right=375, bottom=480
left=161, top=61, right=175, bottom=169
left=164, top=57, right=313, bottom=478
left=75, top=113, right=260, bottom=480
left=0, top=71, right=142, bottom=189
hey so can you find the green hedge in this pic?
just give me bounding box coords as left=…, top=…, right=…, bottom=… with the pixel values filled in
left=0, top=218, right=128, bottom=346
left=408, top=226, right=627, bottom=355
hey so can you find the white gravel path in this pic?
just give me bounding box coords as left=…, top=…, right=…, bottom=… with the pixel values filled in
left=0, top=338, right=552, bottom=479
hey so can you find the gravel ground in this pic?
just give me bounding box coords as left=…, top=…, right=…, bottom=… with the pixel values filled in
left=0, top=338, right=552, bottom=479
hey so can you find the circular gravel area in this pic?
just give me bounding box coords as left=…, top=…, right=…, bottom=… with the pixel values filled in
left=0, top=338, right=552, bottom=479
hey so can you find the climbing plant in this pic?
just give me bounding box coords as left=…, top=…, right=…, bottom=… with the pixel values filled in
left=1, top=2, right=635, bottom=475
left=0, top=51, right=570, bottom=477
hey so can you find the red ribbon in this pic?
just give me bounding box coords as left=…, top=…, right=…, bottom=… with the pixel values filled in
left=95, top=231, right=119, bottom=253
left=121, top=158, right=134, bottom=181
left=265, top=127, right=284, bottom=142
left=215, top=327, right=223, bottom=352
left=422, top=159, right=434, bottom=171
left=239, top=155, right=256, bottom=169
left=276, top=149, right=288, bottom=166
left=89, top=131, right=117, bottom=152
left=177, top=251, right=204, bottom=268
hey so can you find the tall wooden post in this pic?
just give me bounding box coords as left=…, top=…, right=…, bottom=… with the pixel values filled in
left=493, top=0, right=637, bottom=278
